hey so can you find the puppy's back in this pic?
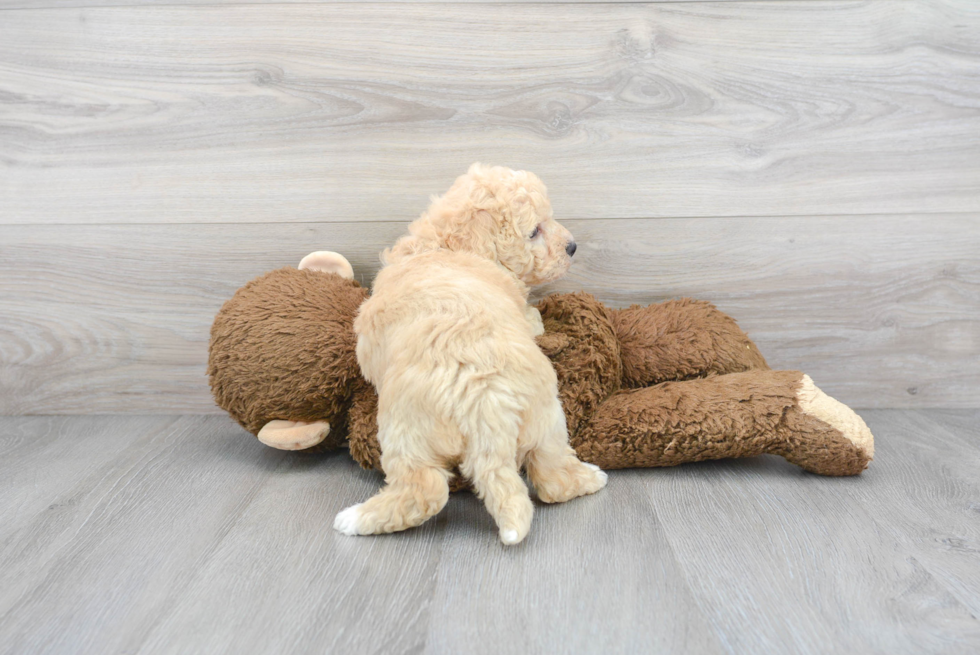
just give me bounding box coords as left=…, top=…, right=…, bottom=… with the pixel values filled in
left=354, top=250, right=540, bottom=391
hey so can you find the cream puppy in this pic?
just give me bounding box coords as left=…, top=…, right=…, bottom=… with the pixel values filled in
left=335, top=164, right=607, bottom=545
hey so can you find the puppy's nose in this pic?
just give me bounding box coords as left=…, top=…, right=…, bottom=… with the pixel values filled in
left=566, top=241, right=577, bottom=257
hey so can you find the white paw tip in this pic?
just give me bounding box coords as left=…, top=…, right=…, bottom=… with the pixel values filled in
left=595, top=469, right=609, bottom=486
left=501, top=529, right=520, bottom=545
left=333, top=504, right=363, bottom=536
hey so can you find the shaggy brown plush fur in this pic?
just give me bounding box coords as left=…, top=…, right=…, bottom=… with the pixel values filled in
left=208, top=268, right=367, bottom=444
left=612, top=298, right=769, bottom=387
left=209, top=268, right=873, bottom=481
left=572, top=370, right=866, bottom=475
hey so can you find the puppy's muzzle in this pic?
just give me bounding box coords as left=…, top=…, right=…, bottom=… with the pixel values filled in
left=565, top=241, right=577, bottom=257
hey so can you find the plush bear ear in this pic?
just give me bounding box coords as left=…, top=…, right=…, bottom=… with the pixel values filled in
left=297, top=251, right=355, bottom=279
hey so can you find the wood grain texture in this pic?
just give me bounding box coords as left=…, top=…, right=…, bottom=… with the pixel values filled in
left=0, top=0, right=797, bottom=9
left=849, top=410, right=980, bottom=619
left=638, top=408, right=980, bottom=653
left=1, top=1, right=978, bottom=224
left=2, top=215, right=977, bottom=414
left=424, top=473, right=724, bottom=653
left=1, top=412, right=978, bottom=653
left=0, top=415, right=287, bottom=654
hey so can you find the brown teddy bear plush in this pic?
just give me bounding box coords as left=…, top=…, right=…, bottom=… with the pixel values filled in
left=208, top=252, right=874, bottom=486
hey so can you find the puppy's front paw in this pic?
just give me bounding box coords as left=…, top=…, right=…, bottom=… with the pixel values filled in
left=333, top=504, right=365, bottom=536
left=525, top=305, right=545, bottom=337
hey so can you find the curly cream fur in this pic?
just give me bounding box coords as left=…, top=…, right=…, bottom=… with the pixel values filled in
left=383, top=163, right=575, bottom=285
left=336, top=164, right=606, bottom=545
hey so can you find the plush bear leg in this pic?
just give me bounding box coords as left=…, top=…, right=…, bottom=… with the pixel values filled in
left=346, top=378, right=383, bottom=470
left=573, top=370, right=873, bottom=476
left=779, top=374, right=874, bottom=475
left=610, top=299, right=769, bottom=388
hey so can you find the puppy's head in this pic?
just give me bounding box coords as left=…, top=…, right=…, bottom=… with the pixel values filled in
left=386, top=163, right=576, bottom=285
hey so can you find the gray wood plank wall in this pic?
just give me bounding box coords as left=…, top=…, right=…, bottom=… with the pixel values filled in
left=1, top=0, right=978, bottom=413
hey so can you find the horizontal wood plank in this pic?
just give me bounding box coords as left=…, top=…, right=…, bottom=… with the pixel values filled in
left=1, top=1, right=978, bottom=224
left=1, top=215, right=976, bottom=414
left=0, top=0, right=795, bottom=9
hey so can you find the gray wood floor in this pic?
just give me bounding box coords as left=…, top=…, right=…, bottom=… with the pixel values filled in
left=2, top=411, right=979, bottom=654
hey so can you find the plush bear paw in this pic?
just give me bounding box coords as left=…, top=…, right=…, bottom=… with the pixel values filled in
left=797, top=375, right=874, bottom=460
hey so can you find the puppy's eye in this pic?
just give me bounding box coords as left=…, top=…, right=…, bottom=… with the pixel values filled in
left=529, top=225, right=541, bottom=239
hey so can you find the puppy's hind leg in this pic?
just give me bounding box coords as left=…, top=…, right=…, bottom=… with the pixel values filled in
left=457, top=390, right=535, bottom=546
left=334, top=413, right=451, bottom=536
left=334, top=458, right=451, bottom=536
left=525, top=396, right=607, bottom=504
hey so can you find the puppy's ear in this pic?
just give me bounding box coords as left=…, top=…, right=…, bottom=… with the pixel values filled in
left=444, top=209, right=497, bottom=260
left=511, top=186, right=531, bottom=218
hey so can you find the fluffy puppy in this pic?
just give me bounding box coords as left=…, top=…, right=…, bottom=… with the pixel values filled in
left=335, top=163, right=607, bottom=545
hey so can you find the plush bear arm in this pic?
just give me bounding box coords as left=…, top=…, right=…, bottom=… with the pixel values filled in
left=347, top=377, right=383, bottom=471
left=610, top=299, right=769, bottom=388
left=571, top=370, right=872, bottom=476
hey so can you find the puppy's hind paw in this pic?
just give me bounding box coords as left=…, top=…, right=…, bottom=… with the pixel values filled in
left=580, top=464, right=609, bottom=494
left=591, top=466, right=609, bottom=489
left=534, top=460, right=607, bottom=504
left=333, top=504, right=365, bottom=536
